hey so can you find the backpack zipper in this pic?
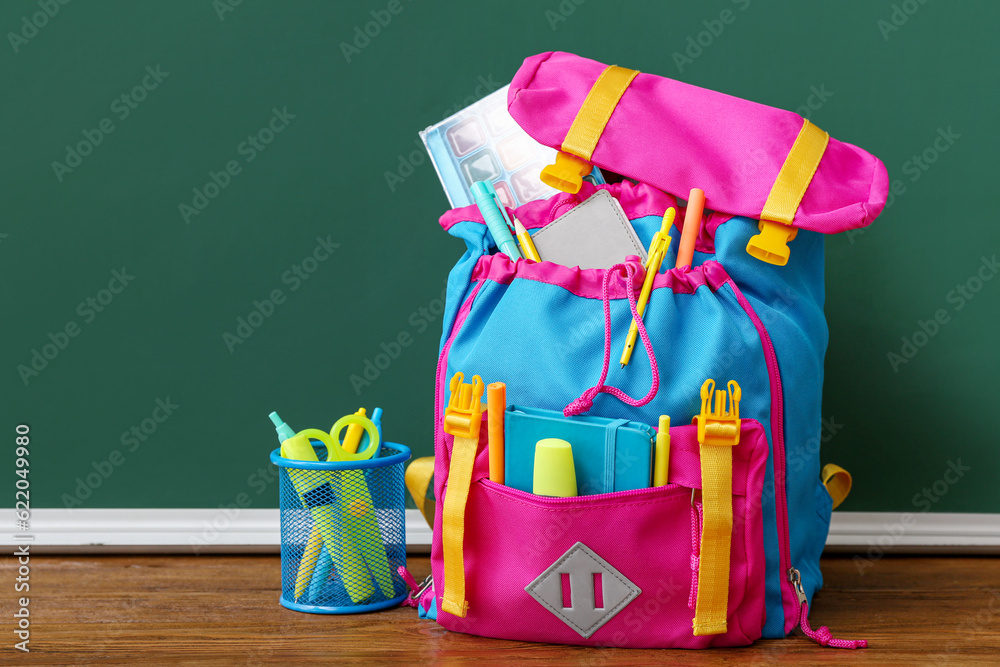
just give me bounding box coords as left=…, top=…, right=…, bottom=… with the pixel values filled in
left=722, top=277, right=797, bottom=630
left=730, top=276, right=865, bottom=648
left=789, top=567, right=867, bottom=649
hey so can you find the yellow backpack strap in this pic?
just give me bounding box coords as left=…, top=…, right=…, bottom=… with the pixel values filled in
left=541, top=65, right=639, bottom=194
left=821, top=463, right=853, bottom=510
left=746, top=118, right=830, bottom=266
left=404, top=457, right=436, bottom=527
left=692, top=380, right=741, bottom=636
left=439, top=373, right=485, bottom=618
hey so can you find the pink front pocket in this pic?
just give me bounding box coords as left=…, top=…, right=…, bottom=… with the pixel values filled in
left=434, top=420, right=769, bottom=648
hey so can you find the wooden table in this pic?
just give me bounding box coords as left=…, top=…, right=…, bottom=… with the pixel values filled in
left=3, top=554, right=998, bottom=664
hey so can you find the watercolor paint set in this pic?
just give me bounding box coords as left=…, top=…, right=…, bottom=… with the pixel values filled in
left=420, top=85, right=604, bottom=209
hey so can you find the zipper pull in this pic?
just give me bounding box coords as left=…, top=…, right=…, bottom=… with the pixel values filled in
left=788, top=567, right=808, bottom=605
left=789, top=567, right=868, bottom=649
left=398, top=567, right=433, bottom=608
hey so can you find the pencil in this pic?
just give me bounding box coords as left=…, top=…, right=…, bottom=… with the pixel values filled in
left=514, top=219, right=541, bottom=262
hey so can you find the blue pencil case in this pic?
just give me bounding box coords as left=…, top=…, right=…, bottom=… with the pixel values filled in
left=504, top=405, right=655, bottom=496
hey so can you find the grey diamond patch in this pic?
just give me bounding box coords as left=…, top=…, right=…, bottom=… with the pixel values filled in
left=525, top=542, right=641, bottom=639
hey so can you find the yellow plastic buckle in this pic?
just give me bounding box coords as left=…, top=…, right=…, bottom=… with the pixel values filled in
left=540, top=151, right=593, bottom=194
left=696, top=379, right=742, bottom=447
left=443, top=372, right=485, bottom=440
left=746, top=220, right=798, bottom=267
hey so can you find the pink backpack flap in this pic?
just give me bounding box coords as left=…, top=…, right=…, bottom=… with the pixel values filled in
left=507, top=51, right=888, bottom=264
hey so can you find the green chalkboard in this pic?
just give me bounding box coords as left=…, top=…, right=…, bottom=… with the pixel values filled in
left=3, top=0, right=997, bottom=513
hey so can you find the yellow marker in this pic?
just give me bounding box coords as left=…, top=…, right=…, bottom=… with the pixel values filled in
left=342, top=407, right=367, bottom=454
left=533, top=438, right=577, bottom=497
left=513, top=219, right=542, bottom=262
left=272, top=414, right=327, bottom=602
left=621, top=208, right=675, bottom=367
left=653, top=415, right=671, bottom=486
left=294, top=530, right=324, bottom=600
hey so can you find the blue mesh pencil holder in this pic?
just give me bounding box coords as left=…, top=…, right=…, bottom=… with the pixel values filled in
left=270, top=442, right=411, bottom=614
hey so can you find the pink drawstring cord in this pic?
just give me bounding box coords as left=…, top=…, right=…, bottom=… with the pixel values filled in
left=564, top=261, right=660, bottom=417
left=798, top=599, right=868, bottom=649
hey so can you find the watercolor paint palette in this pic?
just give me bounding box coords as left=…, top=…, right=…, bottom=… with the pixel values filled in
left=420, top=85, right=604, bottom=209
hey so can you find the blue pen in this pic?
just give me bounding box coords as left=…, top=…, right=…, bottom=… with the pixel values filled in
left=370, top=407, right=383, bottom=457
left=471, top=181, right=523, bottom=260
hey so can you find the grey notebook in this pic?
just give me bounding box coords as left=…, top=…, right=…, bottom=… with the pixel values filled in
left=529, top=190, right=647, bottom=270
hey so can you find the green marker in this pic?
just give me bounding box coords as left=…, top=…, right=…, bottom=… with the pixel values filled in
left=271, top=411, right=316, bottom=461
left=271, top=411, right=328, bottom=601
left=269, top=411, right=296, bottom=442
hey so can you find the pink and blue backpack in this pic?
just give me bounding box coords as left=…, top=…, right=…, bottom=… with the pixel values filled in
left=409, top=51, right=887, bottom=649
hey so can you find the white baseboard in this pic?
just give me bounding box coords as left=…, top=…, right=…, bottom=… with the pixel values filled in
left=3, top=509, right=997, bottom=554
left=825, top=511, right=1000, bottom=553
left=1, top=509, right=433, bottom=554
